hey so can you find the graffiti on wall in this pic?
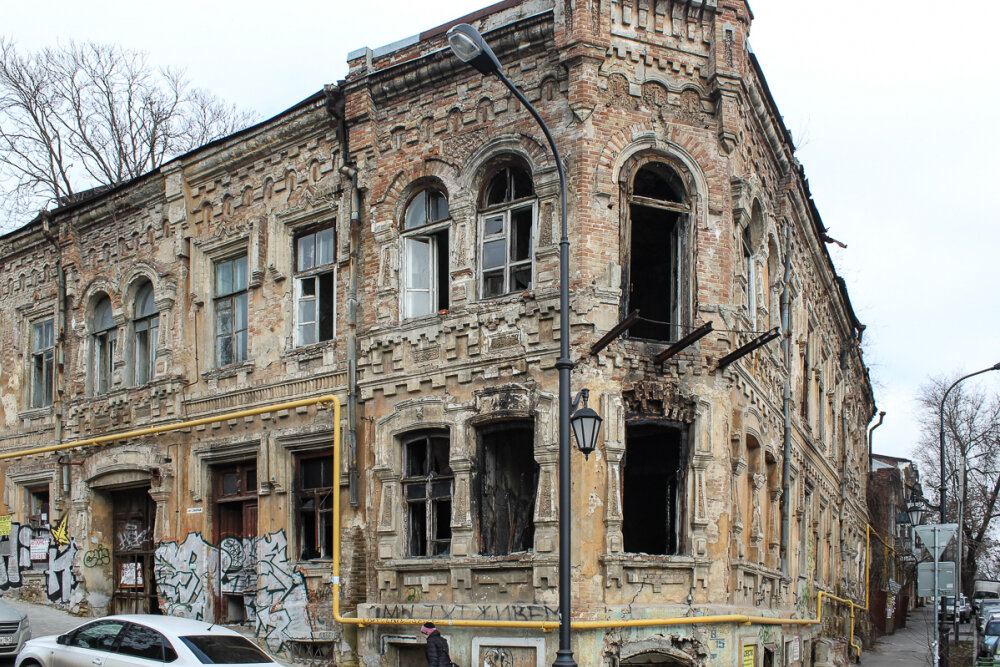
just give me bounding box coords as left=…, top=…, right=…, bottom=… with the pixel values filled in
left=155, top=530, right=313, bottom=652
left=83, top=545, right=110, bottom=568
left=0, top=519, right=78, bottom=603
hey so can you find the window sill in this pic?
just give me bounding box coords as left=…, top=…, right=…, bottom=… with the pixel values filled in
left=201, top=361, right=254, bottom=381
left=283, top=341, right=334, bottom=361
left=18, top=407, right=53, bottom=422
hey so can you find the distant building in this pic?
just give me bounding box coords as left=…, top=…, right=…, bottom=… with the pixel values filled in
left=0, top=1, right=877, bottom=665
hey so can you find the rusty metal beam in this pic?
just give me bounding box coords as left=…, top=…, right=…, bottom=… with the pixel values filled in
left=715, top=327, right=780, bottom=370
left=656, top=322, right=713, bottom=363
left=590, top=310, right=640, bottom=356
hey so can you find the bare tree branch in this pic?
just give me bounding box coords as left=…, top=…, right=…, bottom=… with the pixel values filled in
left=0, top=38, right=257, bottom=231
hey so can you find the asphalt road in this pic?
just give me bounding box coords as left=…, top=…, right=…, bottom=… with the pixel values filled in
left=0, top=597, right=86, bottom=657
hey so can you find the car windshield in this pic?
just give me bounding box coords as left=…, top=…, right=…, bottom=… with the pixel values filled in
left=987, top=621, right=1000, bottom=636
left=179, top=636, right=274, bottom=664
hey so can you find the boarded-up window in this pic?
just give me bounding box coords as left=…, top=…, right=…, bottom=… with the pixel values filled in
left=622, top=423, right=686, bottom=555
left=477, top=422, right=538, bottom=555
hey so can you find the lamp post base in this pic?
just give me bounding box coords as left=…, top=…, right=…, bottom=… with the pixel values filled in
left=553, top=649, right=577, bottom=667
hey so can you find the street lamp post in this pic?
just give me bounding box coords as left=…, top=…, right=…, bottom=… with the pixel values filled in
left=938, top=362, right=1000, bottom=647
left=448, top=23, right=601, bottom=667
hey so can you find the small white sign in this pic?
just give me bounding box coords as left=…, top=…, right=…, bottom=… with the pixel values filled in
left=29, top=538, right=48, bottom=561
left=792, top=636, right=800, bottom=661
left=186, top=507, right=204, bottom=514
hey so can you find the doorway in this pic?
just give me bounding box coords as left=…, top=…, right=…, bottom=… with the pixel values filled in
left=111, top=487, right=158, bottom=614
left=213, top=462, right=258, bottom=624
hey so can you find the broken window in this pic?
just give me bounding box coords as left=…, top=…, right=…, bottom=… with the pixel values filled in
left=296, top=450, right=334, bottom=560
left=92, top=295, right=117, bottom=395
left=402, top=188, right=450, bottom=318
left=476, top=422, right=538, bottom=555
left=622, top=423, right=686, bottom=555
left=295, top=227, right=335, bottom=345
left=30, top=318, right=54, bottom=409
left=132, top=281, right=159, bottom=385
left=26, top=485, right=49, bottom=530
left=742, top=225, right=755, bottom=320
left=402, top=432, right=452, bottom=557
left=479, top=164, right=535, bottom=299
left=214, top=255, right=248, bottom=366
left=624, top=163, right=689, bottom=341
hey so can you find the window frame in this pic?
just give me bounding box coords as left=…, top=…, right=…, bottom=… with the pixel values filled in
left=400, top=431, right=453, bottom=558
left=401, top=188, right=450, bottom=319
left=29, top=317, right=55, bottom=409
left=91, top=295, right=117, bottom=396
left=213, top=255, right=249, bottom=367
left=293, top=226, right=336, bottom=347
left=295, top=449, right=334, bottom=561
left=477, top=165, right=536, bottom=300
left=132, top=282, right=159, bottom=386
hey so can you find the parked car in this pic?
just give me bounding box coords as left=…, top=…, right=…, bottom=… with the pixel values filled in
left=983, top=617, right=1000, bottom=656
left=15, top=615, right=280, bottom=667
left=980, top=601, right=1000, bottom=632
left=945, top=594, right=972, bottom=623
left=975, top=589, right=1000, bottom=613
left=0, top=599, right=30, bottom=657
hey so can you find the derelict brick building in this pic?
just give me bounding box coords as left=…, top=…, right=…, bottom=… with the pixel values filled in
left=0, top=1, right=876, bottom=665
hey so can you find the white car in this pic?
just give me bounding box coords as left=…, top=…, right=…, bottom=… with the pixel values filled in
left=0, top=599, right=30, bottom=657
left=15, top=615, right=279, bottom=667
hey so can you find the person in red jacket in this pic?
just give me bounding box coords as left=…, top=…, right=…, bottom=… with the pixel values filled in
left=420, top=622, right=454, bottom=667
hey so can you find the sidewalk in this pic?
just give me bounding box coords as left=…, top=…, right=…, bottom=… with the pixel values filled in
left=860, top=605, right=942, bottom=667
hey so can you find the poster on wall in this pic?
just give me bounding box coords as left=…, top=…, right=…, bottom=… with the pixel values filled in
left=743, top=644, right=755, bottom=667
left=0, top=516, right=10, bottom=537
left=29, top=538, right=48, bottom=561
left=120, top=562, right=144, bottom=587
left=793, top=636, right=800, bottom=661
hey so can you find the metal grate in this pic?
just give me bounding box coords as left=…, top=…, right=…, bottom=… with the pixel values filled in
left=288, top=641, right=334, bottom=663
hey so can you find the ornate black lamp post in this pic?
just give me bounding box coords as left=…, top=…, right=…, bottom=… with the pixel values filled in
left=447, top=23, right=602, bottom=667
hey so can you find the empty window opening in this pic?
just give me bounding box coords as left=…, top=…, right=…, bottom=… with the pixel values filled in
left=402, top=432, right=452, bottom=557
left=623, top=423, right=686, bottom=555
left=30, top=318, right=55, bottom=408
left=402, top=189, right=450, bottom=318
left=133, top=281, right=159, bottom=385
left=477, top=422, right=538, bottom=556
left=625, top=163, right=688, bottom=342
left=295, top=227, right=335, bottom=345
left=92, top=295, right=117, bottom=395
left=479, top=164, right=535, bottom=299
left=296, top=451, right=334, bottom=560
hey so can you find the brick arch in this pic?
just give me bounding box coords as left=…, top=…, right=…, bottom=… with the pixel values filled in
left=120, top=264, right=162, bottom=318
left=459, top=131, right=556, bottom=195
left=373, top=157, right=461, bottom=209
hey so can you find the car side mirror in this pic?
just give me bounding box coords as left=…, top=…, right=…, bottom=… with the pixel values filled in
left=57, top=635, right=69, bottom=645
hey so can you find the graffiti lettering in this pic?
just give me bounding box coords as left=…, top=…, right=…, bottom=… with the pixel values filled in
left=117, top=523, right=152, bottom=551
left=366, top=603, right=560, bottom=622
left=0, top=521, right=77, bottom=604
left=47, top=542, right=77, bottom=603
left=83, top=544, right=110, bottom=568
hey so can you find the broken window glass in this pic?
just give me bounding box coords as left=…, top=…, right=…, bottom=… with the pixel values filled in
left=30, top=318, right=54, bottom=408
left=296, top=451, right=334, bottom=560
left=479, top=164, right=535, bottom=299
left=295, top=227, right=336, bottom=345
left=402, top=432, right=452, bottom=557
left=402, top=189, right=450, bottom=318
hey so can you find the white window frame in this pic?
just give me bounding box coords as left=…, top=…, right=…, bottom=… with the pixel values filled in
left=401, top=189, right=449, bottom=320
left=478, top=200, right=536, bottom=300
left=293, top=227, right=336, bottom=347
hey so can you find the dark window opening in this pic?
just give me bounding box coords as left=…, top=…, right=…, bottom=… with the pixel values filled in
left=26, top=486, right=49, bottom=535
left=133, top=282, right=159, bottom=386
left=296, top=451, right=334, bottom=560
left=402, top=432, right=452, bottom=557
left=477, top=423, right=538, bottom=556
left=632, top=163, right=685, bottom=202
left=622, top=423, right=686, bottom=555
left=628, top=204, right=680, bottom=340
left=30, top=318, right=55, bottom=409
left=92, top=295, right=117, bottom=395
left=482, top=166, right=534, bottom=208
left=479, top=163, right=535, bottom=299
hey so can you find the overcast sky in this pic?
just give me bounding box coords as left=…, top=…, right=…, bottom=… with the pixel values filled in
left=6, top=1, right=998, bottom=464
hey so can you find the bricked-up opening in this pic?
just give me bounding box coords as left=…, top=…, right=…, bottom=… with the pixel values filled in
left=402, top=431, right=452, bottom=557
left=625, top=163, right=688, bottom=341
left=296, top=450, right=334, bottom=560
left=623, top=423, right=686, bottom=555
left=476, top=421, right=538, bottom=555
left=402, top=188, right=450, bottom=318
left=295, top=226, right=335, bottom=345
left=478, top=162, right=535, bottom=299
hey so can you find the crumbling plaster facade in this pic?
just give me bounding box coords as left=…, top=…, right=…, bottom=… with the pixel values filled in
left=0, top=1, right=875, bottom=666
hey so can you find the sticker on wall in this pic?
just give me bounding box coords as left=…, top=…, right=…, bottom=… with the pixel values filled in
left=0, top=517, right=10, bottom=537
left=743, top=644, right=755, bottom=667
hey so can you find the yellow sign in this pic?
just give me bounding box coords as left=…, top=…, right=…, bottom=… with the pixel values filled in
left=0, top=516, right=10, bottom=537
left=743, top=644, right=755, bottom=667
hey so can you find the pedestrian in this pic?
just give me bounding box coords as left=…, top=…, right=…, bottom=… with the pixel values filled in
left=420, top=622, right=454, bottom=667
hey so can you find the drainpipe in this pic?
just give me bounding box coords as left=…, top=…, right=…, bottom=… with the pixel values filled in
left=780, top=223, right=792, bottom=577
left=41, top=213, right=67, bottom=502
left=327, top=84, right=360, bottom=509
left=868, top=411, right=885, bottom=473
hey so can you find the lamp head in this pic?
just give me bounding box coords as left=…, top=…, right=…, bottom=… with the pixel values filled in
left=570, top=390, right=603, bottom=460
left=447, top=23, right=502, bottom=76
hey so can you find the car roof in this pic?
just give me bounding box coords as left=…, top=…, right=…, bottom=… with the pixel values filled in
left=93, top=615, right=242, bottom=638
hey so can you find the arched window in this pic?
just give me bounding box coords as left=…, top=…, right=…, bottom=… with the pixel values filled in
left=91, top=295, right=116, bottom=395
left=624, top=162, right=689, bottom=341
left=479, top=163, right=535, bottom=298
left=401, top=430, right=452, bottom=557
left=401, top=188, right=450, bottom=319
left=132, top=282, right=159, bottom=385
